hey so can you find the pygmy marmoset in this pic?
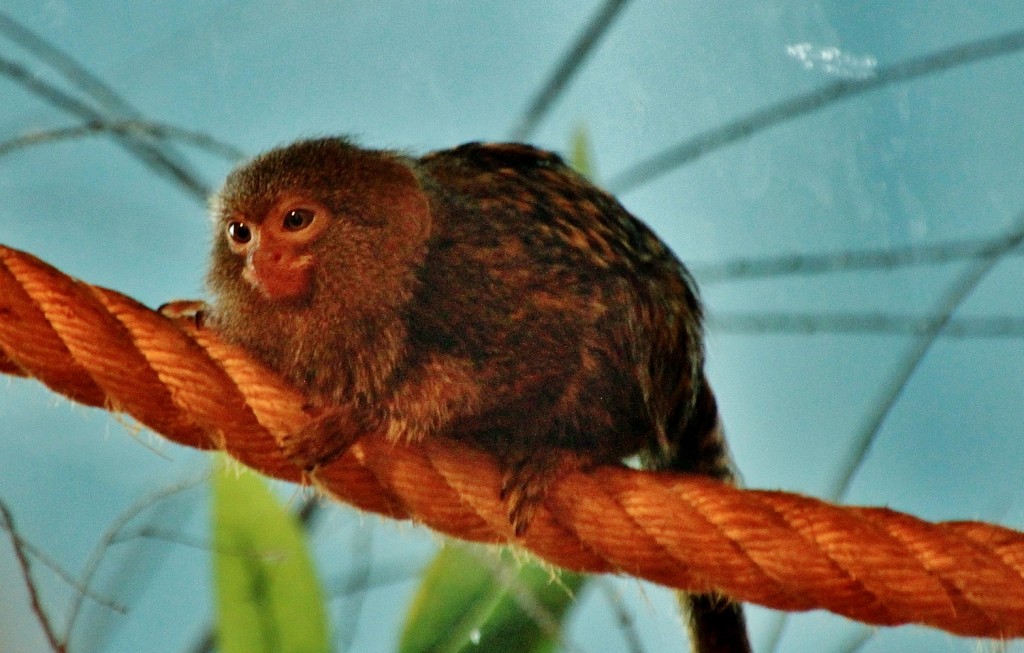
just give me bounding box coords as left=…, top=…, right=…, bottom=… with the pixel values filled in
left=197, top=137, right=750, bottom=652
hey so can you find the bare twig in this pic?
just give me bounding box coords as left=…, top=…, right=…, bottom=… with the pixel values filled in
left=12, top=531, right=125, bottom=613
left=509, top=0, right=630, bottom=141
left=0, top=54, right=212, bottom=200
left=325, top=560, right=423, bottom=597
left=0, top=121, right=245, bottom=162
left=62, top=477, right=208, bottom=647
left=608, top=29, right=1024, bottom=193
left=596, top=580, right=645, bottom=653
left=0, top=10, right=213, bottom=199
left=0, top=499, right=66, bottom=652
left=827, top=208, right=1024, bottom=501
left=333, top=524, right=375, bottom=652
left=764, top=212, right=1024, bottom=653
left=0, top=10, right=149, bottom=119
left=709, top=312, right=1024, bottom=338
left=692, top=233, right=1024, bottom=283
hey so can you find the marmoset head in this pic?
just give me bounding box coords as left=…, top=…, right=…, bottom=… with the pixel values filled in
left=208, top=137, right=430, bottom=306
left=205, top=137, right=431, bottom=375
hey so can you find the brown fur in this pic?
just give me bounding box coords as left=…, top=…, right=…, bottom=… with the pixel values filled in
left=203, top=137, right=749, bottom=652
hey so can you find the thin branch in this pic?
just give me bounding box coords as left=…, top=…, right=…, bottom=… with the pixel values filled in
left=827, top=207, right=1024, bottom=501
left=189, top=629, right=216, bottom=653
left=0, top=121, right=245, bottom=162
left=0, top=10, right=146, bottom=120
left=0, top=54, right=211, bottom=200
left=508, top=0, right=630, bottom=141
left=11, top=529, right=125, bottom=613
left=705, top=30, right=1024, bottom=653
left=294, top=493, right=323, bottom=525
left=332, top=524, right=374, bottom=653
left=608, top=29, right=1024, bottom=193
left=325, top=560, right=423, bottom=597
left=596, top=580, right=646, bottom=653
left=762, top=618, right=787, bottom=653
left=0, top=54, right=105, bottom=119
left=709, top=312, right=1024, bottom=338
left=0, top=499, right=66, bottom=652
left=0, top=10, right=213, bottom=199
left=692, top=233, right=1024, bottom=283
left=62, top=477, right=207, bottom=647
left=757, top=211, right=1024, bottom=653
left=113, top=526, right=261, bottom=558
left=837, top=627, right=875, bottom=653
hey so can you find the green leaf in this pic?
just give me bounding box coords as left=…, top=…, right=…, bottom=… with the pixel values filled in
left=211, top=461, right=329, bottom=653
left=398, top=545, right=504, bottom=653
left=569, top=125, right=595, bottom=180
left=399, top=544, right=585, bottom=653
left=469, top=559, right=585, bottom=653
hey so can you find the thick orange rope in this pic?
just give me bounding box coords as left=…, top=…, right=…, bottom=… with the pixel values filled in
left=2, top=242, right=1023, bottom=638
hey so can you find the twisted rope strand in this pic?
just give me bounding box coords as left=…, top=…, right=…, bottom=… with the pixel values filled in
left=1, top=243, right=1024, bottom=638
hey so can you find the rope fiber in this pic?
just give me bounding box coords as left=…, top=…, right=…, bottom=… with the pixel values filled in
left=2, top=243, right=1023, bottom=638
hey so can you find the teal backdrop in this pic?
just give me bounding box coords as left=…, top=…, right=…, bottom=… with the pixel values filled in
left=2, top=3, right=1023, bottom=652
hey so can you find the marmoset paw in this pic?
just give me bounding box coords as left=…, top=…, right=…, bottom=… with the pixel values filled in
left=280, top=405, right=364, bottom=472
left=158, top=299, right=210, bottom=328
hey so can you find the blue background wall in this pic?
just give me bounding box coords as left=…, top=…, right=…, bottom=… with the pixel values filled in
left=2, top=3, right=1024, bottom=652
